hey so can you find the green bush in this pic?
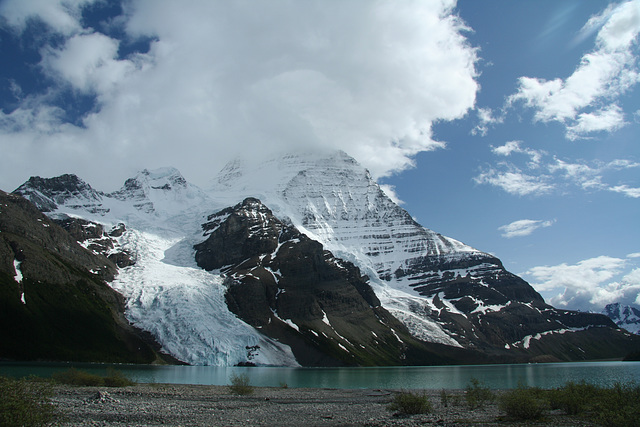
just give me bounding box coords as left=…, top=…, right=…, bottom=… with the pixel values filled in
left=0, top=376, right=58, bottom=426
left=439, top=389, right=449, bottom=407
left=590, top=382, right=640, bottom=427
left=52, top=367, right=135, bottom=387
left=546, top=381, right=640, bottom=427
left=228, top=372, right=253, bottom=395
left=548, top=381, right=599, bottom=415
left=499, top=385, right=548, bottom=420
left=465, top=378, right=494, bottom=410
left=388, top=390, right=433, bottom=415
left=103, top=368, right=136, bottom=387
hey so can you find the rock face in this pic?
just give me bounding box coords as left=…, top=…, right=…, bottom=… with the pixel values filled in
left=14, top=174, right=107, bottom=214
left=194, top=198, right=460, bottom=366
left=0, top=190, right=169, bottom=363
left=604, top=303, right=640, bottom=335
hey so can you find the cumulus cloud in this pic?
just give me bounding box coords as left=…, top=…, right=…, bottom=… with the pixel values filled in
left=508, top=0, right=640, bottom=140
left=524, top=254, right=640, bottom=311
left=565, top=104, right=626, bottom=140
left=0, top=0, right=92, bottom=35
left=41, top=32, right=143, bottom=96
left=498, top=219, right=555, bottom=238
left=0, top=0, right=480, bottom=191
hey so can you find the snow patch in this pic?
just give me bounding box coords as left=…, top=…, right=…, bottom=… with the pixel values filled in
left=13, top=259, right=23, bottom=284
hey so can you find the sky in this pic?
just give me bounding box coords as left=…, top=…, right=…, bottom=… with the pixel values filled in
left=0, top=0, right=639, bottom=313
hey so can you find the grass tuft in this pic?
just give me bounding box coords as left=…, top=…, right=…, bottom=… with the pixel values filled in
left=228, top=372, right=254, bottom=395
left=388, top=390, right=433, bottom=415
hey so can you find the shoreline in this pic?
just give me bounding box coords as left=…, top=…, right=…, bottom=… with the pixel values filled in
left=51, top=383, right=597, bottom=426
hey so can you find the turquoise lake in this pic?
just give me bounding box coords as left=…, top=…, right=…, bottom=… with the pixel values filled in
left=2, top=361, right=639, bottom=389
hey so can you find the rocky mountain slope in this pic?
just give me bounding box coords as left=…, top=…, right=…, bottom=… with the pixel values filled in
left=9, top=150, right=640, bottom=365
left=604, top=303, right=640, bottom=335
left=0, top=190, right=171, bottom=363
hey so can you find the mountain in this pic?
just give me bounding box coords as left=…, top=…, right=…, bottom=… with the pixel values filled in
left=603, top=303, right=640, bottom=335
left=0, top=190, right=172, bottom=363
left=9, top=151, right=640, bottom=365
left=13, top=174, right=107, bottom=214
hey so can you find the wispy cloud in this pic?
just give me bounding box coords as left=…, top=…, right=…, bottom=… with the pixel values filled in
left=507, top=0, right=640, bottom=140
left=499, top=219, right=555, bottom=238
left=610, top=184, right=640, bottom=198
left=524, top=254, right=640, bottom=311
left=475, top=141, right=640, bottom=197
left=472, top=107, right=504, bottom=136
left=473, top=166, right=553, bottom=196
left=490, top=140, right=545, bottom=167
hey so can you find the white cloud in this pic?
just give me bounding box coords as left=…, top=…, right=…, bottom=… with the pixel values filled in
left=610, top=184, right=640, bottom=198
left=491, top=140, right=544, bottom=167
left=0, top=0, right=94, bottom=35
left=498, top=219, right=554, bottom=238
left=477, top=140, right=640, bottom=197
left=524, top=255, right=640, bottom=311
left=0, top=0, right=480, bottom=191
left=472, top=107, right=503, bottom=136
left=566, top=104, right=626, bottom=140
left=41, top=32, right=144, bottom=96
left=473, top=167, right=553, bottom=196
left=508, top=0, right=640, bottom=140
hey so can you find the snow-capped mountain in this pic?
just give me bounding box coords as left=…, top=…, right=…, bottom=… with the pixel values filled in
left=10, top=150, right=640, bottom=365
left=604, top=303, right=640, bottom=335
left=14, top=174, right=107, bottom=214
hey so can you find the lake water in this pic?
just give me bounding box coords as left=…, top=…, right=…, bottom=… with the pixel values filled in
left=2, top=361, right=639, bottom=390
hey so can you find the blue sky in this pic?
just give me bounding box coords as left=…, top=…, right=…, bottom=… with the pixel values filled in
left=0, top=0, right=639, bottom=312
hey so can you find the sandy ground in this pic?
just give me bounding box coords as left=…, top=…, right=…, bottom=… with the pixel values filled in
left=51, top=383, right=598, bottom=426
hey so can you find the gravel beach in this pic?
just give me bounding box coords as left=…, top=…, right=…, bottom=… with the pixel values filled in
left=50, top=383, right=598, bottom=426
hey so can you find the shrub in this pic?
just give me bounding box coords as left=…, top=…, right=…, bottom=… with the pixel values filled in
left=499, top=385, right=548, bottom=420
left=229, top=373, right=253, bottom=395
left=439, top=389, right=449, bottom=407
left=590, top=382, right=640, bottom=427
left=388, top=390, right=433, bottom=415
left=103, top=368, right=136, bottom=387
left=465, top=378, right=494, bottom=410
left=52, top=368, right=135, bottom=387
left=0, top=376, right=58, bottom=426
left=548, top=381, right=599, bottom=415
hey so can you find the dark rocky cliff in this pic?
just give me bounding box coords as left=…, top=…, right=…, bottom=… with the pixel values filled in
left=0, top=190, right=170, bottom=363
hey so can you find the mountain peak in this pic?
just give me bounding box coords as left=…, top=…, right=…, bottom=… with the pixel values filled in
left=108, top=167, right=207, bottom=216
left=13, top=174, right=105, bottom=213
left=604, top=303, right=640, bottom=334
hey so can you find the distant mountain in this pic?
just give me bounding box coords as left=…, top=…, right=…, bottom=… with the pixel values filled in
left=603, top=303, right=640, bottom=335
left=0, top=190, right=172, bottom=363
left=9, top=150, right=640, bottom=365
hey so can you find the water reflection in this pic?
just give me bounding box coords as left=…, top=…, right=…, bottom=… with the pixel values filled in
left=1, top=361, right=639, bottom=390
